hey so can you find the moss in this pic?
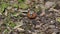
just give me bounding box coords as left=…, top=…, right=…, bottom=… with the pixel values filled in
left=4, top=29, right=9, bottom=33
left=56, top=17, right=60, bottom=22
left=19, top=3, right=29, bottom=9
left=0, top=29, right=1, bottom=32
left=18, top=0, right=25, bottom=3
left=20, top=33, right=24, bottom=34
left=13, top=3, right=18, bottom=8
left=8, top=21, right=16, bottom=28
left=0, top=2, right=9, bottom=13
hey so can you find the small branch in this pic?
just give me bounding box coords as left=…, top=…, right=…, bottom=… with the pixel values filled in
left=49, top=8, right=59, bottom=12
left=13, top=25, right=22, bottom=29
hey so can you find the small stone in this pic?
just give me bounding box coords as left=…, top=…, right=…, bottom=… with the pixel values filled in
left=35, top=25, right=40, bottom=28
left=14, top=8, right=17, bottom=11
left=7, top=6, right=12, bottom=10
left=52, top=32, right=56, bottom=34
left=49, top=25, right=56, bottom=28
left=50, top=20, right=55, bottom=24
left=17, top=28, right=24, bottom=32
left=45, top=1, right=55, bottom=9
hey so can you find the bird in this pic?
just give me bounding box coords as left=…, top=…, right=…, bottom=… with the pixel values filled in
left=27, top=10, right=37, bottom=19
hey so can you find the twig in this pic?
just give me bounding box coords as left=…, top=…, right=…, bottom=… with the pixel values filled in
left=13, top=25, right=22, bottom=29
left=49, top=8, right=59, bottom=12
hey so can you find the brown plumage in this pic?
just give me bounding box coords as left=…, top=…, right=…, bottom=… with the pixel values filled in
left=27, top=11, right=37, bottom=19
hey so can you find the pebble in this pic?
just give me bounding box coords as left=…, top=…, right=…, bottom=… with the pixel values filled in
left=49, top=25, right=56, bottom=28
left=7, top=6, right=12, bottom=10
left=45, top=1, right=55, bottom=9
left=50, top=20, right=55, bottom=24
